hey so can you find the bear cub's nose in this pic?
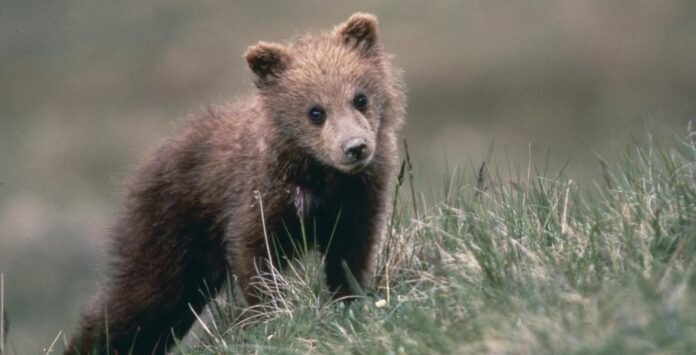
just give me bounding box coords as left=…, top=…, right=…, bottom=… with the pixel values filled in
left=343, top=137, right=368, bottom=161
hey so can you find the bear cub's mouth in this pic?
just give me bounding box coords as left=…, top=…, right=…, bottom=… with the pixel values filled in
left=339, top=153, right=373, bottom=174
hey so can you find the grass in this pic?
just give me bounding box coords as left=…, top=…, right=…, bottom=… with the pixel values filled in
left=163, top=130, right=696, bottom=354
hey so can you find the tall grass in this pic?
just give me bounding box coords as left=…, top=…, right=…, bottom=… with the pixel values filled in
left=175, top=129, right=696, bottom=354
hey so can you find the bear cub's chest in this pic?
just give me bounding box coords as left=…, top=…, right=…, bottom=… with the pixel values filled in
left=292, top=185, right=322, bottom=217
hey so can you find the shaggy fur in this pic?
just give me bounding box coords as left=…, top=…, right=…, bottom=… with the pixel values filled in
left=66, top=13, right=405, bottom=354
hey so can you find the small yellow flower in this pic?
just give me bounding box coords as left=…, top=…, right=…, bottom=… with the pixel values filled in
left=375, top=299, right=388, bottom=308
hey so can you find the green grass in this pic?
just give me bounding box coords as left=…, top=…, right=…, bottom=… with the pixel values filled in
left=174, top=131, right=696, bottom=354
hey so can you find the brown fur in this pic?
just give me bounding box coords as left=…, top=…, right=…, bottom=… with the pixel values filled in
left=66, top=13, right=405, bottom=354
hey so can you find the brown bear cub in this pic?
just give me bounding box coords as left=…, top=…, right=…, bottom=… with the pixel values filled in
left=66, top=13, right=405, bottom=354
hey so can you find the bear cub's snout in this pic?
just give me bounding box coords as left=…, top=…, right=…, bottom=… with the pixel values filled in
left=343, top=137, right=368, bottom=160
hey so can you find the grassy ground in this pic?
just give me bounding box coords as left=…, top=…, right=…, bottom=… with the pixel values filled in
left=158, top=131, right=696, bottom=354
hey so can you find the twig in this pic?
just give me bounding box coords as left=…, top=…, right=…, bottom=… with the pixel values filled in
left=253, top=190, right=286, bottom=310
left=475, top=161, right=486, bottom=199
left=600, top=160, right=612, bottom=190
left=386, top=161, right=406, bottom=256
left=561, top=180, right=572, bottom=234
left=1, top=273, right=4, bottom=355
left=401, top=139, right=422, bottom=273
left=254, top=191, right=277, bottom=281
left=526, top=142, right=532, bottom=190
left=43, top=330, right=62, bottom=354
left=384, top=159, right=406, bottom=302
left=403, top=139, right=419, bottom=222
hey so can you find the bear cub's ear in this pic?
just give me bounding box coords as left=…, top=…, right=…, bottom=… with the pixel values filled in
left=336, top=13, right=379, bottom=54
left=245, top=41, right=291, bottom=85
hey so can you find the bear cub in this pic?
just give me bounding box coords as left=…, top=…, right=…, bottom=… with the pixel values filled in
left=67, top=13, right=405, bottom=354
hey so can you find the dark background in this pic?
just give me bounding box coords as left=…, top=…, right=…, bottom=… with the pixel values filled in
left=1, top=1, right=695, bottom=352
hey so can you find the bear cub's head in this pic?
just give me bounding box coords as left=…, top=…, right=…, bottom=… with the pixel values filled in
left=245, top=13, right=391, bottom=174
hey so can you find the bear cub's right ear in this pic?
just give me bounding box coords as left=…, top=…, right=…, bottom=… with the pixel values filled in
left=245, top=41, right=291, bottom=86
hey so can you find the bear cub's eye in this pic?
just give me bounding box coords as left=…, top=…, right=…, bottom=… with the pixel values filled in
left=353, top=93, right=368, bottom=111
left=308, top=105, right=326, bottom=124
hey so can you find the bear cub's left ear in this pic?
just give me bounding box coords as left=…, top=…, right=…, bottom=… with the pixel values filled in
left=335, top=13, right=379, bottom=55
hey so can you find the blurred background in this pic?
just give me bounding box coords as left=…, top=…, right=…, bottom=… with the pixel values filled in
left=1, top=1, right=695, bottom=352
